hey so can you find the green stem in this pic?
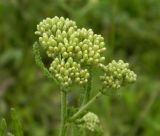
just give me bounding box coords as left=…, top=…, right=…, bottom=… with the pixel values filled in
left=82, top=68, right=92, bottom=106
left=70, top=92, right=102, bottom=122
left=59, top=90, right=67, bottom=136
left=79, top=127, right=86, bottom=136
left=80, top=68, right=92, bottom=136
left=71, top=123, right=76, bottom=136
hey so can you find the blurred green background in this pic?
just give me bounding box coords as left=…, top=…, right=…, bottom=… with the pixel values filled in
left=0, top=0, right=160, bottom=136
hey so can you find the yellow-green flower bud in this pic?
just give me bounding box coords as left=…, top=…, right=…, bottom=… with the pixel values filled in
left=49, top=57, right=90, bottom=87
left=79, top=112, right=100, bottom=132
left=100, top=60, right=137, bottom=89
left=35, top=16, right=108, bottom=87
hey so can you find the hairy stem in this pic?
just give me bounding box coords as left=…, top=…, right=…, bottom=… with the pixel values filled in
left=82, top=68, right=92, bottom=106
left=71, top=123, right=76, bottom=136
left=80, top=68, right=92, bottom=136
left=70, top=92, right=102, bottom=122
left=59, top=90, right=67, bottom=136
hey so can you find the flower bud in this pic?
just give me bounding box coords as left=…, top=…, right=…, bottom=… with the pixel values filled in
left=100, top=60, right=137, bottom=89
left=79, top=112, right=100, bottom=132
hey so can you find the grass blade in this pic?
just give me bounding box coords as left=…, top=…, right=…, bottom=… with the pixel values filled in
left=11, top=108, right=23, bottom=136
left=0, top=118, right=7, bottom=136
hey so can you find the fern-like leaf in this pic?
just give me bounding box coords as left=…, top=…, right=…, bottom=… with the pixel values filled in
left=33, top=42, right=59, bottom=84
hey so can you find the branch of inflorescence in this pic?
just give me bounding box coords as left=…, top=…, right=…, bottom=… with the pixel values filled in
left=69, top=91, right=103, bottom=122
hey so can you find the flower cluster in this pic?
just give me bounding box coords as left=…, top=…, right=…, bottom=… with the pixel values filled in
left=49, top=57, right=89, bottom=87
left=80, top=112, right=100, bottom=131
left=35, top=16, right=106, bottom=86
left=100, top=60, right=137, bottom=89
left=35, top=16, right=77, bottom=58
left=74, top=28, right=106, bottom=65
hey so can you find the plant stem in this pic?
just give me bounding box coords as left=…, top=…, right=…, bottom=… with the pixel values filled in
left=70, top=92, right=102, bottom=122
left=82, top=68, right=92, bottom=106
left=80, top=68, right=92, bottom=136
left=71, top=123, right=76, bottom=136
left=79, top=127, right=86, bottom=136
left=59, top=90, right=67, bottom=136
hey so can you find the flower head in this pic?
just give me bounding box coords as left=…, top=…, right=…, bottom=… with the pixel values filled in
left=100, top=60, right=137, bottom=89
left=79, top=112, right=100, bottom=131
left=49, top=57, right=89, bottom=87
left=74, top=28, right=106, bottom=65
left=35, top=17, right=77, bottom=58
left=35, top=16, right=106, bottom=87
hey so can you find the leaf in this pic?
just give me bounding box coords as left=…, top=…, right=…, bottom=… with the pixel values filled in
left=11, top=108, right=23, bottom=136
left=33, top=42, right=59, bottom=84
left=0, top=118, right=7, bottom=136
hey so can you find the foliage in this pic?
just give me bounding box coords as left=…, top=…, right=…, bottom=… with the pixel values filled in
left=0, top=108, right=23, bottom=136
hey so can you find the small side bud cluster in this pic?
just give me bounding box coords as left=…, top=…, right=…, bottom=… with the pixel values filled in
left=49, top=57, right=89, bottom=87
left=35, top=16, right=106, bottom=87
left=79, top=112, right=100, bottom=131
left=100, top=60, right=137, bottom=89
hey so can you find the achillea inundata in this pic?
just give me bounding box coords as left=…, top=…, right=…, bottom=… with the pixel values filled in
left=35, top=16, right=106, bottom=87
